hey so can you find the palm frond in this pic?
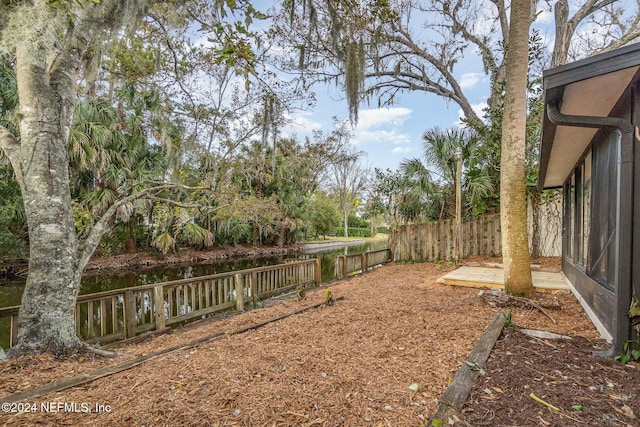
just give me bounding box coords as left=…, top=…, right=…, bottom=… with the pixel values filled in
left=152, top=232, right=176, bottom=254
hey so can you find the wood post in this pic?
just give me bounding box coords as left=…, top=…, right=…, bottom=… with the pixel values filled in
left=251, top=272, right=258, bottom=305
left=87, top=302, right=94, bottom=339
left=234, top=273, right=244, bottom=311
left=361, top=253, right=367, bottom=274
left=342, top=255, right=348, bottom=279
left=314, top=258, right=321, bottom=286
left=124, top=290, right=136, bottom=339
left=10, top=314, right=18, bottom=347
left=100, top=299, right=107, bottom=337
left=154, top=285, right=166, bottom=331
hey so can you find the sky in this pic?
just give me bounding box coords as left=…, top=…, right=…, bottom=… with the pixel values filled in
left=275, top=2, right=558, bottom=172
left=281, top=72, right=490, bottom=171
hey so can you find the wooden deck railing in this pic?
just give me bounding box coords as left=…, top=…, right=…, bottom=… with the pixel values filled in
left=334, top=249, right=392, bottom=280
left=0, top=259, right=321, bottom=348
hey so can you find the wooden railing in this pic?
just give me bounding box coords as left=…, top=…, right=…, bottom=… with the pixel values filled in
left=334, top=249, right=392, bottom=280
left=0, top=259, right=321, bottom=348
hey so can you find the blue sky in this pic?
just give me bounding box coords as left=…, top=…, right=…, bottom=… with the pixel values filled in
left=282, top=82, right=489, bottom=171
left=277, top=3, right=559, bottom=171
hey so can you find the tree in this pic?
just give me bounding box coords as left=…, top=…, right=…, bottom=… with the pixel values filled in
left=500, top=0, right=533, bottom=297
left=552, top=0, right=640, bottom=67
left=0, top=0, right=155, bottom=358
left=0, top=0, right=265, bottom=358
left=330, top=148, right=368, bottom=238
left=403, top=127, right=496, bottom=220
left=309, top=192, right=340, bottom=238
left=275, top=0, right=640, bottom=126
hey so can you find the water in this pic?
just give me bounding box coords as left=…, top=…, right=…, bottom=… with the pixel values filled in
left=0, top=240, right=388, bottom=309
left=0, top=240, right=387, bottom=349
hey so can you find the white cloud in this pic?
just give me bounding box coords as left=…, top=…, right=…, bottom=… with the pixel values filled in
left=356, top=129, right=412, bottom=146
left=282, top=112, right=323, bottom=136
left=460, top=73, right=481, bottom=89
left=355, top=107, right=412, bottom=131
left=350, top=107, right=414, bottom=149
left=392, top=146, right=413, bottom=154
left=455, top=102, right=489, bottom=127
left=473, top=0, right=500, bottom=36
left=535, top=8, right=554, bottom=24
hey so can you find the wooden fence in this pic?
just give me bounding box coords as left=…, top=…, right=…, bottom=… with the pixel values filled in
left=334, top=249, right=393, bottom=280
left=0, top=259, right=320, bottom=348
left=389, top=215, right=503, bottom=262
left=389, top=204, right=563, bottom=262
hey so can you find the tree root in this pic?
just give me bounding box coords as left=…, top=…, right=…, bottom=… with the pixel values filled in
left=3, top=340, right=121, bottom=360
left=479, top=289, right=557, bottom=324
left=81, top=344, right=122, bottom=359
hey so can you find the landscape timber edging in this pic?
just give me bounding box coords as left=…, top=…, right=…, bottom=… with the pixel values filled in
left=0, top=297, right=344, bottom=405
left=426, top=311, right=505, bottom=426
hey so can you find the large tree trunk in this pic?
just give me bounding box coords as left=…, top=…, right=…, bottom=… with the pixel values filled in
left=529, top=191, right=541, bottom=260
left=0, top=1, right=147, bottom=357
left=500, top=0, right=533, bottom=297
left=9, top=9, right=84, bottom=354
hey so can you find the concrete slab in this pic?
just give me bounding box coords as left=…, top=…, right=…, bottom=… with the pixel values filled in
left=437, top=266, right=570, bottom=292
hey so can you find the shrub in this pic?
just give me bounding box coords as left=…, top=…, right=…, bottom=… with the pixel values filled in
left=334, top=227, right=371, bottom=237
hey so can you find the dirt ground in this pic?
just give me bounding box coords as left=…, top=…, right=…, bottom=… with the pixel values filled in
left=0, top=260, right=631, bottom=426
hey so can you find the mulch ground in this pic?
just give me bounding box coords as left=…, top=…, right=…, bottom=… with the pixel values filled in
left=0, top=260, right=632, bottom=427
left=461, top=328, right=640, bottom=426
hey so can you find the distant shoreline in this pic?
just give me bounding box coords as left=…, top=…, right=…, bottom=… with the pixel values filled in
left=301, top=239, right=366, bottom=253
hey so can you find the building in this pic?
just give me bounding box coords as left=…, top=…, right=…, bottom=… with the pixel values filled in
left=539, top=43, right=640, bottom=354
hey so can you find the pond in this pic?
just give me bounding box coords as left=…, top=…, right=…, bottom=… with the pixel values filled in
left=0, top=239, right=388, bottom=309
left=0, top=239, right=388, bottom=349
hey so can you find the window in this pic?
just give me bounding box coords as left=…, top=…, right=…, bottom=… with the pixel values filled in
left=587, top=132, right=618, bottom=290
left=566, top=175, right=575, bottom=259
left=582, top=152, right=591, bottom=268
left=575, top=164, right=583, bottom=264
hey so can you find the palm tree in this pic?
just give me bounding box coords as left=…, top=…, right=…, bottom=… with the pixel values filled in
left=499, top=0, right=533, bottom=297
left=0, top=63, right=18, bottom=137
left=403, top=127, right=495, bottom=221
left=68, top=97, right=167, bottom=252
left=0, top=63, right=27, bottom=258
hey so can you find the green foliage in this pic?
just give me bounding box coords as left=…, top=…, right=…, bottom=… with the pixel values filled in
left=502, top=309, right=514, bottom=327
left=0, top=63, right=18, bottom=136
left=72, top=200, right=94, bottom=239
left=324, top=289, right=334, bottom=305
left=334, top=227, right=370, bottom=237
left=0, top=164, right=26, bottom=259
left=376, top=226, right=389, bottom=234
left=414, top=126, right=497, bottom=218
left=177, top=222, right=214, bottom=248
left=370, top=167, right=429, bottom=226
left=347, top=213, right=368, bottom=229
left=614, top=340, right=640, bottom=364
left=309, top=193, right=341, bottom=238
left=0, top=221, right=26, bottom=259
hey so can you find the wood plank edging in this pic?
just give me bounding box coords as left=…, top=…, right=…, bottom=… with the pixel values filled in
left=0, top=297, right=344, bottom=404
left=427, top=311, right=505, bottom=426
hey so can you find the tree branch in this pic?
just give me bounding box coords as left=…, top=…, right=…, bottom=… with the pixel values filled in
left=385, top=28, right=482, bottom=123
left=77, top=183, right=208, bottom=271
left=145, top=195, right=203, bottom=209
left=0, top=126, right=24, bottom=188
left=0, top=126, right=19, bottom=164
